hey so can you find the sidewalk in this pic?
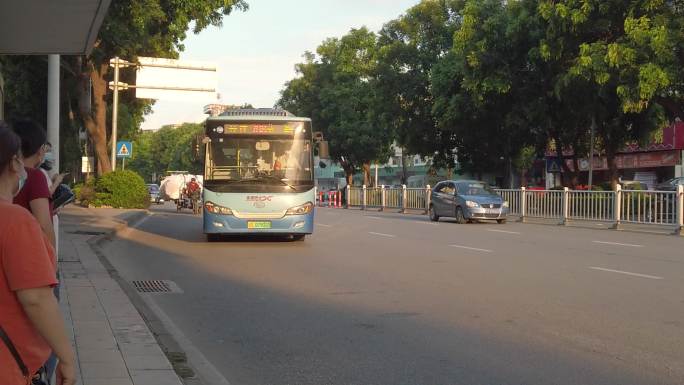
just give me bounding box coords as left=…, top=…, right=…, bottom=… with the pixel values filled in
left=58, top=206, right=183, bottom=385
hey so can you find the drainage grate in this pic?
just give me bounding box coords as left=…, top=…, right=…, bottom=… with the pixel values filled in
left=132, top=280, right=183, bottom=294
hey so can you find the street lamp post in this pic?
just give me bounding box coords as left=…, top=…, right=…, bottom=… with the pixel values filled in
left=588, top=116, right=596, bottom=190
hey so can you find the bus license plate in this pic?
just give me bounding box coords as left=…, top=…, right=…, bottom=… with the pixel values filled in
left=248, top=221, right=272, bottom=229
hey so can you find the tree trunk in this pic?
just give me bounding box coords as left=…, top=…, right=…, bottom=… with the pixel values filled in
left=362, top=163, right=371, bottom=186
left=520, top=169, right=528, bottom=188
left=554, top=145, right=568, bottom=187
left=401, top=150, right=408, bottom=185
left=571, top=155, right=580, bottom=188
left=79, top=61, right=111, bottom=175
left=606, top=149, right=619, bottom=190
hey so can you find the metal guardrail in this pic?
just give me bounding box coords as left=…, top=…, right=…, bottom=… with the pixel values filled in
left=385, top=188, right=403, bottom=209
left=496, top=189, right=521, bottom=216
left=568, top=190, right=614, bottom=222
left=366, top=187, right=383, bottom=208
left=339, top=184, right=683, bottom=234
left=525, top=189, right=563, bottom=219
left=621, top=190, right=677, bottom=225
left=406, top=188, right=427, bottom=210
left=348, top=187, right=363, bottom=207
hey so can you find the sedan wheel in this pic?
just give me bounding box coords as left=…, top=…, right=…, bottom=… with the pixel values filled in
left=429, top=205, right=439, bottom=222
left=455, top=207, right=467, bottom=224
left=497, top=219, right=507, bottom=224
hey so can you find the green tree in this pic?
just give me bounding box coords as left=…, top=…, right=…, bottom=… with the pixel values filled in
left=431, top=0, right=542, bottom=184
left=539, top=0, right=667, bottom=187
left=70, top=0, right=247, bottom=175
left=374, top=0, right=463, bottom=178
left=128, top=123, right=204, bottom=182
left=279, top=28, right=394, bottom=185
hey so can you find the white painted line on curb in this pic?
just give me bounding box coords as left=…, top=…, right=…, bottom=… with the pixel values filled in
left=317, top=223, right=333, bottom=227
left=588, top=267, right=663, bottom=280
left=449, top=245, right=493, bottom=253
left=592, top=241, right=644, bottom=248
left=487, top=229, right=521, bottom=235
left=368, top=232, right=396, bottom=238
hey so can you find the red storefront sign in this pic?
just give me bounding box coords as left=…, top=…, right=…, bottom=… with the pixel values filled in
left=560, top=150, right=681, bottom=172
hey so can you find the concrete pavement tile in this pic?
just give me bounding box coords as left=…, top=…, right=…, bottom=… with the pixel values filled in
left=82, top=378, right=134, bottom=385
left=75, top=334, right=119, bottom=350
left=63, top=278, right=93, bottom=287
left=74, top=323, right=114, bottom=338
left=123, top=354, right=174, bottom=371
left=129, top=369, right=183, bottom=385
left=119, top=342, right=165, bottom=357
left=77, top=348, right=124, bottom=363
left=80, top=361, right=129, bottom=379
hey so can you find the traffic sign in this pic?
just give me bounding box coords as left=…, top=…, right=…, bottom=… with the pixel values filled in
left=546, top=158, right=562, bottom=173
left=116, top=141, right=132, bottom=158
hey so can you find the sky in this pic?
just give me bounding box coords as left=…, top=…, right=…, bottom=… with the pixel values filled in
left=140, top=0, right=420, bottom=130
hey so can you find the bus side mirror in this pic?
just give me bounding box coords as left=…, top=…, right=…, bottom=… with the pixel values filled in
left=318, top=140, right=330, bottom=160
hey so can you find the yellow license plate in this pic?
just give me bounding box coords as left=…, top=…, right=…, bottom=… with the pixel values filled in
left=248, top=221, right=272, bottom=229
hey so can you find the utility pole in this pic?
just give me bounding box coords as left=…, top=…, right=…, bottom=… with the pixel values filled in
left=109, top=57, right=125, bottom=171
left=589, top=116, right=596, bottom=190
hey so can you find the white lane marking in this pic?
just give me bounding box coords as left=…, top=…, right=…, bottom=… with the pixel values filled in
left=417, top=221, right=439, bottom=226
left=449, top=244, right=493, bottom=253
left=588, top=267, right=663, bottom=280
left=368, top=232, right=396, bottom=238
left=487, top=229, right=521, bottom=235
left=366, top=216, right=384, bottom=220
left=316, top=223, right=333, bottom=227
left=593, top=241, right=644, bottom=248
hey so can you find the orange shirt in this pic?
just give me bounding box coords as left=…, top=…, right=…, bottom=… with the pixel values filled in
left=0, top=201, right=57, bottom=384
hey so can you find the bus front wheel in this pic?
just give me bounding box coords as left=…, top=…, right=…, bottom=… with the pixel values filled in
left=207, top=234, right=221, bottom=242
left=292, top=234, right=306, bottom=241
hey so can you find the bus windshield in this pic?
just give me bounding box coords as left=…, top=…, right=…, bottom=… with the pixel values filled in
left=205, top=136, right=313, bottom=186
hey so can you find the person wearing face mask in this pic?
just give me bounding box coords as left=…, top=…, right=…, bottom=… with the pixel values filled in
left=11, top=119, right=56, bottom=249
left=39, top=142, right=67, bottom=196
left=0, top=121, right=76, bottom=385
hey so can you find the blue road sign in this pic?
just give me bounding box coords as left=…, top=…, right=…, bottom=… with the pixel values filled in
left=116, top=141, right=132, bottom=158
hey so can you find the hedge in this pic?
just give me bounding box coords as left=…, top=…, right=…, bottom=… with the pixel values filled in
left=75, top=170, right=149, bottom=209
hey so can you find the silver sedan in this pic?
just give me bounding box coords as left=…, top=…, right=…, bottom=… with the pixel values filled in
left=429, top=180, right=509, bottom=224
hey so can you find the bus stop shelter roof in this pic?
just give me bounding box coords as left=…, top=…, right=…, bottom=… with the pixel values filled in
left=0, top=0, right=111, bottom=55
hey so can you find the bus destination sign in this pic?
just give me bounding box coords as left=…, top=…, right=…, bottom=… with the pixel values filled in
left=212, top=122, right=302, bottom=135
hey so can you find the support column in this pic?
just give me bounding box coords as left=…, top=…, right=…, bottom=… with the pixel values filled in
left=48, top=55, right=60, bottom=171
left=48, top=54, right=60, bottom=253
left=675, top=184, right=683, bottom=236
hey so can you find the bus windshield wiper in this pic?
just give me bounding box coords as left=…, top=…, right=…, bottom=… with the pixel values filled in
left=228, top=176, right=297, bottom=190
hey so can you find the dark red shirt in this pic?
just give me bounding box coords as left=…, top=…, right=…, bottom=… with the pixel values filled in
left=13, top=167, right=53, bottom=216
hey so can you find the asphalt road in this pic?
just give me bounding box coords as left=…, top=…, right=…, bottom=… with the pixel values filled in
left=100, top=203, right=684, bottom=385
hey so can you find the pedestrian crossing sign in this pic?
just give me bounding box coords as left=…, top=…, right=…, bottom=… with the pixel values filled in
left=116, top=141, right=132, bottom=158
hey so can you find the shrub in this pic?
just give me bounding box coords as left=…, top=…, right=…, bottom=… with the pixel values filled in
left=91, top=170, right=150, bottom=209
left=73, top=180, right=97, bottom=207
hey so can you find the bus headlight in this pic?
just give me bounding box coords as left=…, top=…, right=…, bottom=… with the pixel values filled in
left=205, top=201, right=233, bottom=215
left=285, top=202, right=313, bottom=216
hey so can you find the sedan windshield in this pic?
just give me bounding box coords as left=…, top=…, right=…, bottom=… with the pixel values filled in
left=458, top=182, right=497, bottom=196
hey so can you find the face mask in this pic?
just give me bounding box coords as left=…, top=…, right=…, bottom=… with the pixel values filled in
left=44, top=152, right=55, bottom=163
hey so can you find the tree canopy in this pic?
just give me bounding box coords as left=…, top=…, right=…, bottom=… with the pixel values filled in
left=279, top=0, right=683, bottom=187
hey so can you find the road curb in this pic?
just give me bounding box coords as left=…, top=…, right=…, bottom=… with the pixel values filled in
left=84, top=209, right=204, bottom=384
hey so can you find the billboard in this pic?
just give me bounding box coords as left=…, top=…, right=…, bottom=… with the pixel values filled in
left=135, top=57, right=217, bottom=102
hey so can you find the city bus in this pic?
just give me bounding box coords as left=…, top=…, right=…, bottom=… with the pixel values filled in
left=199, top=108, right=323, bottom=241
